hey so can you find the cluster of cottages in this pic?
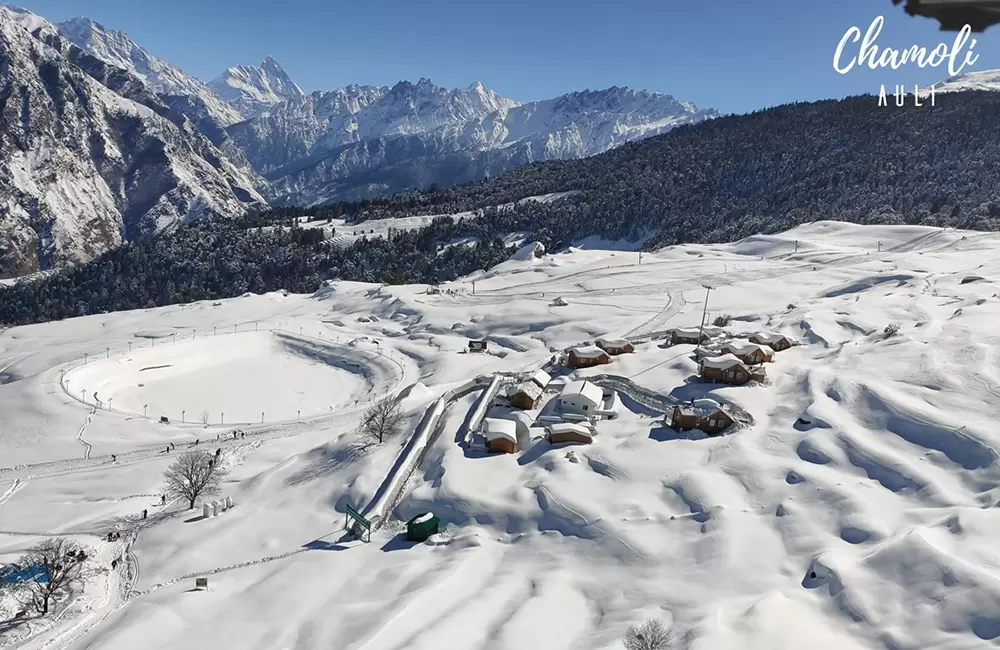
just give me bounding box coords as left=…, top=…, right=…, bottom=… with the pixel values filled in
left=695, top=330, right=796, bottom=386
left=482, top=368, right=620, bottom=454
left=566, top=337, right=635, bottom=369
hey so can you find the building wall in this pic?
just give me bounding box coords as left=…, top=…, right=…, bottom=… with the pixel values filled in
left=487, top=437, right=518, bottom=454
left=701, top=365, right=750, bottom=385
left=559, top=396, right=599, bottom=415
left=509, top=393, right=539, bottom=410
left=549, top=430, right=593, bottom=445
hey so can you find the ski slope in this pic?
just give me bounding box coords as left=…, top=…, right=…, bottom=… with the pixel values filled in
left=1, top=221, right=1000, bottom=650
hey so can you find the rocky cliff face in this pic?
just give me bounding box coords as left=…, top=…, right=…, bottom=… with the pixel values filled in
left=0, top=7, right=266, bottom=278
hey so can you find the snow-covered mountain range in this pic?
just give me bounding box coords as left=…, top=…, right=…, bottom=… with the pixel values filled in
left=32, top=7, right=718, bottom=205
left=0, top=3, right=719, bottom=275
left=0, top=6, right=266, bottom=278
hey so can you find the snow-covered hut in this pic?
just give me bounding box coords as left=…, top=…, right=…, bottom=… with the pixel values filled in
left=595, top=337, right=635, bottom=355
left=483, top=418, right=519, bottom=454
left=567, top=346, right=611, bottom=368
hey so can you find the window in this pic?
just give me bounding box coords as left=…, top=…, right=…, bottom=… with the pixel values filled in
left=583, top=405, right=588, bottom=411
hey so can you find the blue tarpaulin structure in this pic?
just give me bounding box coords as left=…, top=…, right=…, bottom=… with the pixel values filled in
left=0, top=564, right=48, bottom=584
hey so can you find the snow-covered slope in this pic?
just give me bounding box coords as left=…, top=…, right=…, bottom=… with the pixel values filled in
left=0, top=6, right=267, bottom=278
left=208, top=56, right=304, bottom=117
left=55, top=17, right=244, bottom=128
left=2, top=222, right=1000, bottom=649
left=935, top=68, right=1000, bottom=93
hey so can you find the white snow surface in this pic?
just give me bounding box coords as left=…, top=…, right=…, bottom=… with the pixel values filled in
left=2, top=221, right=1000, bottom=649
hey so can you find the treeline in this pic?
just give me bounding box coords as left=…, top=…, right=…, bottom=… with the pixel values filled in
left=0, top=218, right=511, bottom=325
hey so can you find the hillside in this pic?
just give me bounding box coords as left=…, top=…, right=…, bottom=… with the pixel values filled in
left=1, top=222, right=999, bottom=649
left=0, top=6, right=266, bottom=278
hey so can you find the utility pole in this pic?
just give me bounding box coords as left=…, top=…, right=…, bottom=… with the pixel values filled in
left=182, top=410, right=185, bottom=423
left=84, top=353, right=88, bottom=365
left=638, top=251, right=642, bottom=265
left=794, top=240, right=799, bottom=253
left=698, top=285, right=714, bottom=348
left=877, top=240, right=882, bottom=252
left=143, top=404, right=148, bottom=418
left=221, top=412, right=224, bottom=425
left=472, top=281, right=476, bottom=295
left=106, top=347, right=110, bottom=358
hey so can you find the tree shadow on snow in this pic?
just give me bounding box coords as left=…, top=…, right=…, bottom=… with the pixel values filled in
left=286, top=439, right=371, bottom=486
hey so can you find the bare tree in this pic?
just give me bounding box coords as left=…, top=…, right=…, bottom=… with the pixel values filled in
left=360, top=396, right=405, bottom=444
left=11, top=538, right=90, bottom=615
left=200, top=410, right=210, bottom=425
left=163, top=451, right=227, bottom=510
left=623, top=618, right=672, bottom=650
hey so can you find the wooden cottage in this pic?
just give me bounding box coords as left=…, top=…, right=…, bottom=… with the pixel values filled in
left=671, top=327, right=709, bottom=345
left=718, top=339, right=774, bottom=365
left=595, top=337, right=635, bottom=356
left=670, top=399, right=735, bottom=436
left=507, top=382, right=544, bottom=410
left=483, top=418, right=519, bottom=454
left=699, top=354, right=766, bottom=386
left=749, top=331, right=795, bottom=352
left=546, top=422, right=595, bottom=446
left=567, top=346, right=611, bottom=368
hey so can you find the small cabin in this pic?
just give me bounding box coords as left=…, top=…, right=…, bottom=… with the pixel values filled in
left=699, top=354, right=766, bottom=386
left=507, top=382, right=544, bottom=410
left=670, top=399, right=735, bottom=436
left=749, top=332, right=794, bottom=352
left=483, top=418, right=519, bottom=454
left=546, top=422, right=595, bottom=445
left=567, top=346, right=611, bottom=368
left=671, top=327, right=709, bottom=345
left=718, top=339, right=774, bottom=365
left=595, top=337, right=635, bottom=356
left=557, top=380, right=604, bottom=417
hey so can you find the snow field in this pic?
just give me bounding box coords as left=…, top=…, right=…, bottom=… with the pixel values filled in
left=1, top=222, right=1000, bottom=649
left=61, top=331, right=376, bottom=424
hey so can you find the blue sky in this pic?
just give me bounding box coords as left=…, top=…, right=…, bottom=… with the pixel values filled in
left=11, top=0, right=1000, bottom=114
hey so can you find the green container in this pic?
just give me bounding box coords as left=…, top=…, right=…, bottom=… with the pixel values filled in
left=406, top=512, right=440, bottom=542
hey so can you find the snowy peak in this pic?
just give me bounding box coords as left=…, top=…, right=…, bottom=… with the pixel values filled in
left=935, top=68, right=1000, bottom=93
left=209, top=56, right=304, bottom=116
left=54, top=15, right=244, bottom=127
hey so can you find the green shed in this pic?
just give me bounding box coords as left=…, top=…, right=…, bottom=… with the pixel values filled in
left=406, top=512, right=440, bottom=542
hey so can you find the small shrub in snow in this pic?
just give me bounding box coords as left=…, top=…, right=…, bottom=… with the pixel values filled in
left=882, top=323, right=899, bottom=339
left=200, top=410, right=210, bottom=425
left=623, top=618, right=673, bottom=650
left=712, top=314, right=732, bottom=327
left=786, top=303, right=797, bottom=311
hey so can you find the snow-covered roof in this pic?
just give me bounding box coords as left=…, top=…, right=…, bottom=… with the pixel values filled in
left=674, top=327, right=704, bottom=337
left=569, top=346, right=609, bottom=359
left=676, top=398, right=728, bottom=417
left=483, top=418, right=517, bottom=441
left=508, top=382, right=543, bottom=400
left=412, top=512, right=435, bottom=524
left=700, top=353, right=746, bottom=370
left=752, top=331, right=792, bottom=345
left=596, top=337, right=631, bottom=348
left=546, top=422, right=594, bottom=437
left=529, top=368, right=551, bottom=388
left=559, top=380, right=604, bottom=406
left=721, top=339, right=773, bottom=355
